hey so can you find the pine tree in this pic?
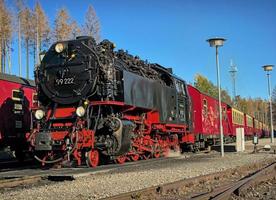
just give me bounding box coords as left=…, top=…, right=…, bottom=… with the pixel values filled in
left=53, top=8, right=72, bottom=41
left=0, top=0, right=12, bottom=73
left=82, top=4, right=101, bottom=42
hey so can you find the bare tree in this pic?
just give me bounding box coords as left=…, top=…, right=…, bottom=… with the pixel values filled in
left=82, top=4, right=101, bottom=42
left=0, top=0, right=12, bottom=73
left=33, top=2, right=50, bottom=65
left=15, top=0, right=25, bottom=76
left=21, top=7, right=34, bottom=79
left=53, top=8, right=73, bottom=41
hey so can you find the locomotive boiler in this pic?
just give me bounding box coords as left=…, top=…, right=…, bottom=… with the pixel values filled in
left=30, top=36, right=193, bottom=167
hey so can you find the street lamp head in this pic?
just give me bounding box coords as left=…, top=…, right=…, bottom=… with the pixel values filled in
left=207, top=37, right=226, bottom=47
left=262, top=65, right=274, bottom=72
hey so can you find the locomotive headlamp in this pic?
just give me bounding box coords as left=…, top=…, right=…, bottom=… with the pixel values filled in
left=35, top=109, right=45, bottom=120
left=55, top=43, right=64, bottom=53
left=76, top=106, right=85, bottom=117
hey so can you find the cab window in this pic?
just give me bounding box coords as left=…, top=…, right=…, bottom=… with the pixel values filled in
left=175, top=80, right=186, bottom=96
left=12, top=90, right=24, bottom=101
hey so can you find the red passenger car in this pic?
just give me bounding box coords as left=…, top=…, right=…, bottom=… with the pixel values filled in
left=0, top=73, right=36, bottom=159
left=187, top=85, right=230, bottom=147
left=244, top=114, right=254, bottom=137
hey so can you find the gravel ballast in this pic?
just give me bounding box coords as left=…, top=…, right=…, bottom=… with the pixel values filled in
left=1, top=152, right=276, bottom=200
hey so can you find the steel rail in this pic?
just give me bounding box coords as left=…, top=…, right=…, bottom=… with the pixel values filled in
left=104, top=161, right=276, bottom=200
left=0, top=175, right=42, bottom=189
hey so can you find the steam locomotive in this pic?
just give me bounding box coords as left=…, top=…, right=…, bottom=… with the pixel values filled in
left=29, top=36, right=193, bottom=167
left=29, top=36, right=269, bottom=167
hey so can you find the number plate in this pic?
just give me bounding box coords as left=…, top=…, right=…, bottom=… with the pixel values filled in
left=55, top=77, right=75, bottom=85
left=15, top=121, right=22, bottom=128
left=14, top=103, right=23, bottom=110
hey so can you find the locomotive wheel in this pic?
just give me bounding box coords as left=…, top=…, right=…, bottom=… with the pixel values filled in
left=115, top=155, right=127, bottom=164
left=153, top=151, right=160, bottom=158
left=85, top=150, right=100, bottom=168
left=130, top=154, right=139, bottom=161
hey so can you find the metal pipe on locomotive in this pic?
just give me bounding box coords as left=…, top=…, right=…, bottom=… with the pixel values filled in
left=28, top=36, right=193, bottom=167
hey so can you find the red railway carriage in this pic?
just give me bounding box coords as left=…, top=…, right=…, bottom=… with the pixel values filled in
left=0, top=73, right=36, bottom=157
left=187, top=85, right=230, bottom=146
left=244, top=114, right=254, bottom=137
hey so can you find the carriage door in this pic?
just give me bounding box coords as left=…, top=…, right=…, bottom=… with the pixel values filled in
left=12, top=89, right=24, bottom=137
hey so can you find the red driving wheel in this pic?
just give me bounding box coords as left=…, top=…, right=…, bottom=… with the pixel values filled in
left=86, top=149, right=99, bottom=168
left=153, top=151, right=161, bottom=158
left=115, top=155, right=127, bottom=164
left=130, top=154, right=139, bottom=161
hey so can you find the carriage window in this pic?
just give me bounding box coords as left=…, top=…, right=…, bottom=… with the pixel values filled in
left=223, top=107, right=227, bottom=120
left=233, top=111, right=237, bottom=124
left=12, top=90, right=23, bottom=101
left=240, top=114, right=242, bottom=124
left=203, top=99, right=208, bottom=116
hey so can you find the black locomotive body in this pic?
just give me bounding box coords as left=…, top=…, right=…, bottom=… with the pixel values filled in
left=31, top=36, right=193, bottom=166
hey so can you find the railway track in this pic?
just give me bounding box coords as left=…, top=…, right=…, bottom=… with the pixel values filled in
left=191, top=161, right=276, bottom=200
left=103, top=160, right=276, bottom=200
left=0, top=159, right=37, bottom=172
left=2, top=151, right=273, bottom=199
left=0, top=152, right=195, bottom=190
left=0, top=175, right=42, bottom=189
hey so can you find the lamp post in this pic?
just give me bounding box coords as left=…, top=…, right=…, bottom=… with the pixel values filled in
left=262, top=65, right=274, bottom=144
left=207, top=37, right=226, bottom=157
left=229, top=60, right=238, bottom=105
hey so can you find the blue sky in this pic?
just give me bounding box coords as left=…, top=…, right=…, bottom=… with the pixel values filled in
left=6, top=0, right=276, bottom=100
